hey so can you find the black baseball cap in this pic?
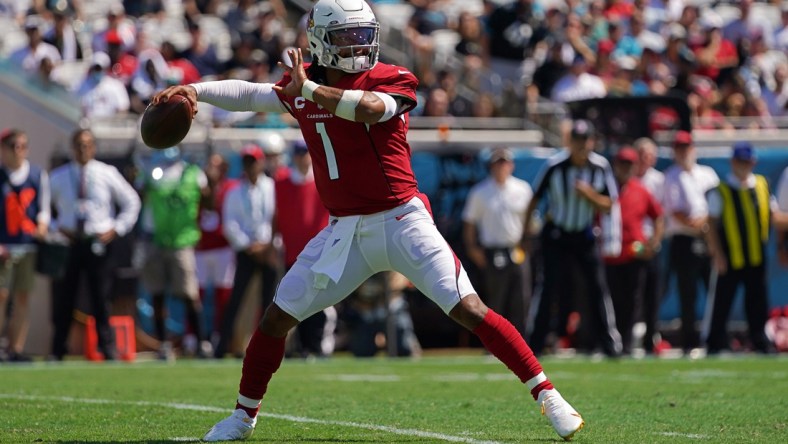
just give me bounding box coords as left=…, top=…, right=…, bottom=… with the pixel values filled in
left=570, top=119, right=596, bottom=139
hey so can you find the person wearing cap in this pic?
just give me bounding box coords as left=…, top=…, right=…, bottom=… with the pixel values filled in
left=0, top=129, right=50, bottom=362
left=523, top=119, right=622, bottom=357
left=9, top=15, right=62, bottom=75
left=603, top=147, right=664, bottom=355
left=49, top=128, right=141, bottom=361
left=138, top=146, right=213, bottom=361
left=462, top=148, right=533, bottom=335
left=215, top=144, right=278, bottom=359
left=75, top=51, right=130, bottom=119
left=704, top=142, right=780, bottom=354
left=275, top=139, right=333, bottom=358
left=662, top=129, right=719, bottom=355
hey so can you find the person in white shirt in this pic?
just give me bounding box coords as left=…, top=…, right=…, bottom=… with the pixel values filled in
left=550, top=54, right=607, bottom=103
left=0, top=129, right=50, bottom=362
left=633, top=137, right=665, bottom=353
left=48, top=128, right=141, bottom=361
left=463, top=147, right=533, bottom=334
left=75, top=52, right=130, bottom=120
left=214, top=144, right=278, bottom=358
left=662, top=130, right=719, bottom=354
left=9, top=16, right=62, bottom=76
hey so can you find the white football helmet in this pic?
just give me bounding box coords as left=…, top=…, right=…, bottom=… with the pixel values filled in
left=306, top=0, right=380, bottom=73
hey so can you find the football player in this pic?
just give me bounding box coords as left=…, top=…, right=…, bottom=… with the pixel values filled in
left=153, top=0, right=584, bottom=441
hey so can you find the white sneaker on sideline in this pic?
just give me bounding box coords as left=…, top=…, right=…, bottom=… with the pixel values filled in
left=537, top=389, right=584, bottom=441
left=203, top=409, right=257, bottom=441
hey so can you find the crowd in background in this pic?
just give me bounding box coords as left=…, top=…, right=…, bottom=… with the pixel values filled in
left=1, top=0, right=787, bottom=126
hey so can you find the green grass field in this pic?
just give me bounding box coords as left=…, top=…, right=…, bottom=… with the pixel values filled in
left=1, top=354, right=785, bottom=443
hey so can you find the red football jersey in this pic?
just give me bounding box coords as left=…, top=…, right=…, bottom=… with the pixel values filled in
left=275, top=63, right=420, bottom=216
left=196, top=178, right=239, bottom=251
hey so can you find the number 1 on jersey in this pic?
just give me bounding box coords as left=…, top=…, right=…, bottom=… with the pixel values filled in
left=315, top=122, right=339, bottom=180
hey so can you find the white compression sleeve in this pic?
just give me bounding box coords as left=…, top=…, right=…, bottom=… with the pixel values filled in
left=191, top=80, right=287, bottom=113
left=370, top=91, right=398, bottom=122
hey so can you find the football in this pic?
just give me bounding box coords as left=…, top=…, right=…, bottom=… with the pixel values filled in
left=140, top=95, right=193, bottom=149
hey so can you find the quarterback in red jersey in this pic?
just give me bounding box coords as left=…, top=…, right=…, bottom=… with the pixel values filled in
left=153, top=1, right=584, bottom=441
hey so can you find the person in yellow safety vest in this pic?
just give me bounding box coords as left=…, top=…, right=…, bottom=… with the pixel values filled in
left=705, top=142, right=787, bottom=354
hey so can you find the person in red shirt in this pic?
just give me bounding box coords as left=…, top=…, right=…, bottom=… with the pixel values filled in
left=603, top=147, right=664, bottom=355
left=692, top=15, right=738, bottom=83
left=195, top=153, right=238, bottom=341
left=275, top=139, right=333, bottom=358
left=153, top=1, right=584, bottom=441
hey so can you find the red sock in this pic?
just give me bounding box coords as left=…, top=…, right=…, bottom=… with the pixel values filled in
left=530, top=380, right=554, bottom=400
left=473, top=309, right=553, bottom=399
left=235, top=328, right=286, bottom=417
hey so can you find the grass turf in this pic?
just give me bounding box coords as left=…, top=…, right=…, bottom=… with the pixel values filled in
left=0, top=354, right=785, bottom=443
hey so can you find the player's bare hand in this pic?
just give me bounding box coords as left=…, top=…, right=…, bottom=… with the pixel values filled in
left=151, top=85, right=199, bottom=117
left=273, top=48, right=308, bottom=97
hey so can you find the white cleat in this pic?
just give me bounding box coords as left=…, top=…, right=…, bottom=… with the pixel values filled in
left=538, top=389, right=585, bottom=441
left=203, top=409, right=257, bottom=442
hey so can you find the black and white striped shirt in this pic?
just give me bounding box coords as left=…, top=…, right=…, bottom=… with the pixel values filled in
left=532, top=150, right=618, bottom=233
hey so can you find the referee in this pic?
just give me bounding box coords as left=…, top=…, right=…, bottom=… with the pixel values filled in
left=523, top=120, right=622, bottom=356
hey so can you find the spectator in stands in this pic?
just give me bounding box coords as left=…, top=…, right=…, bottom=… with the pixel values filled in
left=161, top=41, right=201, bottom=86
left=0, top=129, right=49, bottom=362
left=43, top=9, right=84, bottom=62
left=92, top=2, right=136, bottom=54
left=633, top=137, right=665, bottom=353
left=139, top=147, right=212, bottom=361
left=105, top=30, right=137, bottom=86
left=214, top=144, right=278, bottom=359
left=75, top=52, right=130, bottom=120
left=276, top=139, right=333, bottom=358
left=48, top=128, right=141, bottom=361
left=692, top=13, right=738, bottom=84
left=662, top=130, right=719, bottom=355
left=705, top=142, right=779, bottom=355
left=129, top=49, right=170, bottom=114
left=723, top=0, right=773, bottom=49
left=662, top=23, right=695, bottom=89
left=608, top=19, right=642, bottom=59
left=183, top=21, right=223, bottom=78
left=421, top=87, right=452, bottom=117
left=603, top=147, right=664, bottom=355
left=223, top=0, right=267, bottom=45
left=485, top=0, right=547, bottom=96
left=463, top=148, right=532, bottom=335
left=776, top=5, right=788, bottom=53
left=195, top=153, right=238, bottom=345
left=454, top=10, right=484, bottom=58
left=523, top=120, right=622, bottom=357
left=10, top=15, right=61, bottom=76
left=550, top=53, right=607, bottom=103
left=250, top=7, right=286, bottom=73
left=404, top=0, right=450, bottom=87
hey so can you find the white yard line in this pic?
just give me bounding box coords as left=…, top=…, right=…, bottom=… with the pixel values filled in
left=655, top=432, right=710, bottom=439
left=0, top=393, right=503, bottom=444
